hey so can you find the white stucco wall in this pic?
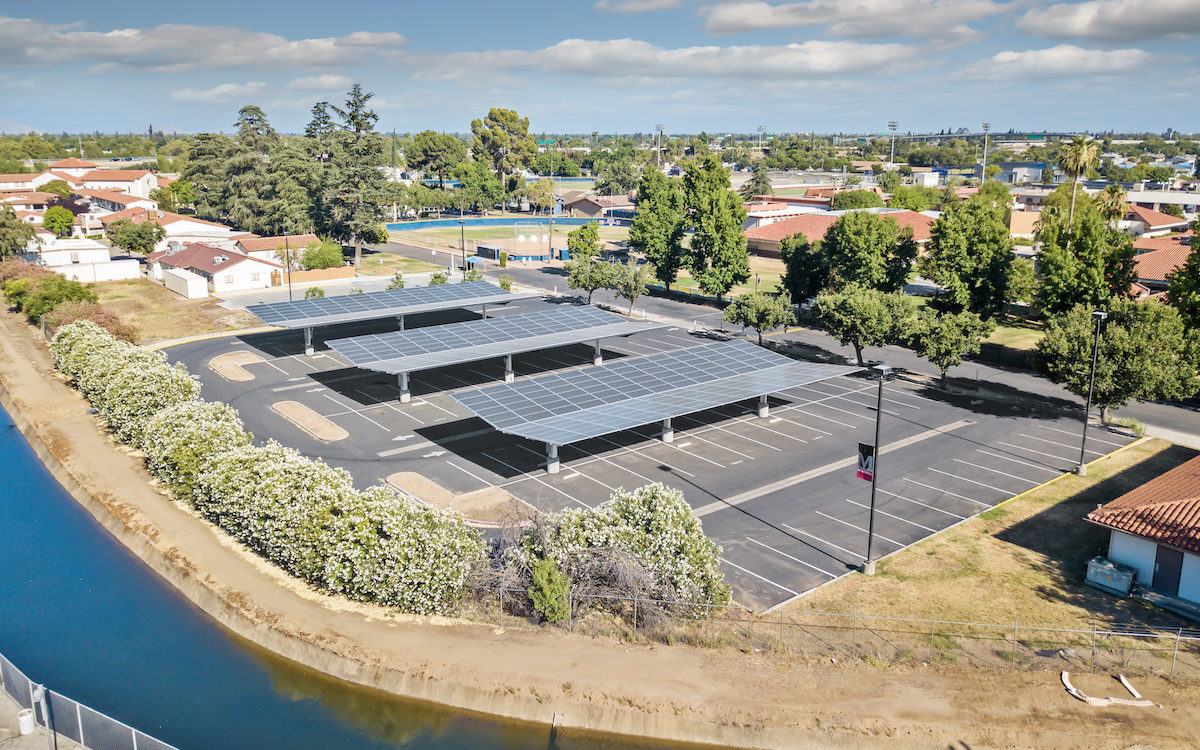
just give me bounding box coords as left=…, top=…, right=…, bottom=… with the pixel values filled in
left=1108, top=530, right=1158, bottom=586
left=209, top=260, right=274, bottom=293
left=1179, top=553, right=1200, bottom=604
left=163, top=268, right=208, bottom=299
left=57, top=259, right=140, bottom=283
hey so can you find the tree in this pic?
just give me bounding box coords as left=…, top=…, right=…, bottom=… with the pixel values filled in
left=528, top=558, right=570, bottom=624
left=452, top=160, right=503, bottom=214
left=407, top=130, right=467, bottom=188
left=525, top=178, right=556, bottom=214
left=40, top=179, right=72, bottom=199
left=181, top=133, right=234, bottom=221
left=1007, top=257, right=1037, bottom=307
left=724, top=290, right=796, bottom=345
left=470, top=108, right=537, bottom=184
left=813, top=286, right=917, bottom=365
left=304, top=286, right=325, bottom=299
left=428, top=272, right=448, bottom=286
left=1035, top=299, right=1200, bottom=423
left=566, top=256, right=614, bottom=304
left=1057, top=135, right=1100, bottom=228
left=831, top=190, right=884, bottom=210
left=778, top=232, right=830, bottom=302
left=262, top=144, right=319, bottom=235
left=566, top=222, right=601, bottom=262
left=150, top=179, right=197, bottom=213
left=910, top=309, right=994, bottom=388
left=822, top=212, right=917, bottom=293
left=386, top=271, right=405, bottom=290
left=9, top=276, right=99, bottom=320
left=300, top=239, right=344, bottom=270
left=42, top=206, right=74, bottom=238
left=1166, top=244, right=1200, bottom=330
left=612, top=257, right=651, bottom=315
left=235, top=104, right=279, bottom=155
left=921, top=191, right=1015, bottom=318
left=1097, top=184, right=1128, bottom=226
left=1161, top=203, right=1185, bottom=219
left=739, top=162, right=772, bottom=199
left=1036, top=197, right=1137, bottom=317
left=324, top=84, right=388, bottom=266
left=596, top=158, right=640, bottom=196
left=682, top=153, right=749, bottom=300
left=106, top=218, right=165, bottom=254
left=222, top=141, right=269, bottom=233
left=305, top=101, right=337, bottom=165
left=629, top=168, right=685, bottom=290
left=876, top=171, right=901, bottom=193
left=887, top=185, right=942, bottom=212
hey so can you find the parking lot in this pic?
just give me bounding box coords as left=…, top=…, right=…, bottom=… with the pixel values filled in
left=167, top=297, right=1136, bottom=611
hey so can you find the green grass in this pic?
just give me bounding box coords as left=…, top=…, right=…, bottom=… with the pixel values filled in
left=986, top=320, right=1044, bottom=351
left=356, top=250, right=445, bottom=277
left=390, top=224, right=630, bottom=250
left=667, top=255, right=786, bottom=298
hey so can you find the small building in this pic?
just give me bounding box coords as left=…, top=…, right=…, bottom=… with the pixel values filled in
left=1086, top=455, right=1200, bottom=609
left=563, top=194, right=633, bottom=218
left=236, top=233, right=321, bottom=263
left=978, top=161, right=1053, bottom=185
left=80, top=169, right=157, bottom=199
left=1131, top=233, right=1192, bottom=293
left=146, top=243, right=282, bottom=293
left=47, top=159, right=97, bottom=178
left=1124, top=205, right=1190, bottom=238
left=1008, top=211, right=1040, bottom=240
left=24, top=237, right=110, bottom=267
left=77, top=189, right=158, bottom=214
left=743, top=208, right=935, bottom=258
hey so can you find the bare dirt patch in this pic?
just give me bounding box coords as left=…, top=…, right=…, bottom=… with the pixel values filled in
left=94, top=279, right=259, bottom=344
left=386, top=472, right=535, bottom=524
left=270, top=400, right=348, bottom=442
left=209, top=350, right=264, bottom=382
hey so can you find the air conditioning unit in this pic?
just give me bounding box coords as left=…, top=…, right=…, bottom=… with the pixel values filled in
left=1085, top=556, right=1136, bottom=597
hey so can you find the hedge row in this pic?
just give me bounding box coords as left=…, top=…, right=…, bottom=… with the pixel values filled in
left=50, top=320, right=485, bottom=614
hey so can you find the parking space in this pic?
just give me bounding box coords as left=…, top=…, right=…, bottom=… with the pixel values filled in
left=166, top=297, right=1137, bottom=613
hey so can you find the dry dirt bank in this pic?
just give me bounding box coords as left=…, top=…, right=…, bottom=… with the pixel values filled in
left=2, top=309, right=1198, bottom=750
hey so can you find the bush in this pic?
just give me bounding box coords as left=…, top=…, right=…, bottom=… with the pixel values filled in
left=499, top=251, right=508, bottom=268
left=428, top=272, right=448, bottom=286
left=142, top=400, right=252, bottom=502
left=498, top=273, right=514, bottom=292
left=44, top=300, right=138, bottom=342
left=300, top=239, right=344, bottom=270
left=528, top=558, right=571, bottom=623
left=304, top=286, right=325, bottom=299
left=0, top=258, right=56, bottom=284
left=463, top=268, right=483, bottom=282
left=8, top=276, right=98, bottom=320
left=348, top=287, right=365, bottom=295
left=98, top=354, right=199, bottom=447
left=386, top=271, right=404, bottom=290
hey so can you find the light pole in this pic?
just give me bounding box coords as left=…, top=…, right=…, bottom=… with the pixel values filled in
left=459, top=220, right=466, bottom=281
left=981, top=122, right=991, bottom=181
left=283, top=230, right=294, bottom=301
left=1076, top=311, right=1108, bottom=476
left=656, top=124, right=665, bottom=167
left=757, top=124, right=765, bottom=149
left=887, top=121, right=898, bottom=166
left=863, top=363, right=891, bottom=576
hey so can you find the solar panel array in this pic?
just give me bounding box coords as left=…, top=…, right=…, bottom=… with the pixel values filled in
left=452, top=340, right=862, bottom=445
left=246, top=281, right=538, bottom=328
left=325, top=306, right=668, bottom=374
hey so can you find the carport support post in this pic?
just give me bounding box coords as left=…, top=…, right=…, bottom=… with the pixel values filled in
left=593, top=340, right=603, bottom=366
left=303, top=326, right=313, bottom=356
left=397, top=372, right=411, bottom=403
left=757, top=394, right=769, bottom=418
left=661, top=417, right=674, bottom=443
left=481, top=303, right=487, bottom=319
left=863, top=364, right=891, bottom=576
left=546, top=443, right=560, bottom=474
left=504, top=354, right=514, bottom=383
left=397, top=314, right=405, bottom=330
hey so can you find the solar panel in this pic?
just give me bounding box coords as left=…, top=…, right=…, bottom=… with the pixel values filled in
left=451, top=340, right=863, bottom=446
left=325, top=306, right=669, bottom=374
left=246, top=281, right=539, bottom=328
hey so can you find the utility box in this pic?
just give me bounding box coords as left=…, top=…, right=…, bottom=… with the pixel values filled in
left=1085, top=556, right=1136, bottom=597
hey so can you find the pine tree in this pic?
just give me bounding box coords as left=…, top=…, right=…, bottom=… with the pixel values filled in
left=181, top=133, right=234, bottom=221
left=323, top=85, right=388, bottom=266
left=263, top=143, right=319, bottom=235
left=235, top=105, right=279, bottom=155
left=223, top=142, right=270, bottom=233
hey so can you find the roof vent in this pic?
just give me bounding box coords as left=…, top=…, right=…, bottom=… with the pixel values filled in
left=214, top=255, right=228, bottom=264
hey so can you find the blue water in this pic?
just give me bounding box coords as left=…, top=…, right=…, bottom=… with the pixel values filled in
left=0, top=404, right=694, bottom=750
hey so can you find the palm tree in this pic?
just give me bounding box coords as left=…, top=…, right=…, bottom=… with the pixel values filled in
left=1097, top=184, right=1128, bottom=227
left=1057, top=135, right=1100, bottom=228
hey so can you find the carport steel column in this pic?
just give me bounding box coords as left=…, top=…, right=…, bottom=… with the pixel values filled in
left=397, top=371, right=411, bottom=403
left=593, top=340, right=603, bottom=366
left=303, top=326, right=313, bottom=356
left=863, top=364, right=890, bottom=576
left=504, top=354, right=514, bottom=383
left=546, top=443, right=560, bottom=474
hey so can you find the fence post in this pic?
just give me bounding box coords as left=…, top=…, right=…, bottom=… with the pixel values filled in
left=568, top=591, right=574, bottom=632
left=1091, top=622, right=1096, bottom=668
left=1011, top=618, right=1018, bottom=669
left=930, top=618, right=935, bottom=662
left=633, top=596, right=639, bottom=631
left=1171, top=628, right=1182, bottom=679
left=499, top=587, right=504, bottom=631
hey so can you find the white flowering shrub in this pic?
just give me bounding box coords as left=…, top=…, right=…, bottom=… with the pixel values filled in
left=98, top=356, right=199, bottom=447
left=142, top=400, right=252, bottom=503
left=50, top=320, right=130, bottom=387
left=518, top=483, right=730, bottom=612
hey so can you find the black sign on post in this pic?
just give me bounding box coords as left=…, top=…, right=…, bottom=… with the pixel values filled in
left=856, top=442, right=875, bottom=481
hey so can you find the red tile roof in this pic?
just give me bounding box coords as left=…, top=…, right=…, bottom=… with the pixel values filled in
left=1129, top=204, right=1190, bottom=229
left=1133, top=231, right=1193, bottom=253
left=237, top=233, right=320, bottom=252
left=82, top=169, right=152, bottom=182
left=1134, top=245, right=1191, bottom=283
left=77, top=189, right=155, bottom=206
left=0, top=174, right=40, bottom=183
left=1087, top=456, right=1200, bottom=555
left=147, top=243, right=282, bottom=273
left=46, top=171, right=83, bottom=185
left=745, top=209, right=934, bottom=244
left=49, top=158, right=97, bottom=169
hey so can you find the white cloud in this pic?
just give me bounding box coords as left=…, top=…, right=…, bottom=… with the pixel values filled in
left=595, top=0, right=682, bottom=11
left=0, top=16, right=405, bottom=72
left=286, top=74, right=353, bottom=91
left=1017, top=0, right=1200, bottom=42
left=171, top=82, right=267, bottom=102
left=700, top=0, right=1008, bottom=41
left=959, top=44, right=1157, bottom=80
left=415, top=38, right=924, bottom=82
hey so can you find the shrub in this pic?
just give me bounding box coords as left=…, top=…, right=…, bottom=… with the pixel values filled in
left=498, top=273, right=514, bottom=292
left=142, top=400, right=252, bottom=502
left=98, top=354, right=200, bottom=447
left=463, top=268, right=484, bottom=282
left=44, top=300, right=138, bottom=342
left=13, top=276, right=99, bottom=320
left=528, top=558, right=571, bottom=623
left=348, top=287, right=365, bottom=295
left=385, top=271, right=404, bottom=290
left=50, top=320, right=135, bottom=393
left=300, top=239, right=344, bottom=270
left=428, top=272, right=448, bottom=286
left=0, top=258, right=56, bottom=284
left=304, top=286, right=325, bottom=299
left=499, top=251, right=508, bottom=268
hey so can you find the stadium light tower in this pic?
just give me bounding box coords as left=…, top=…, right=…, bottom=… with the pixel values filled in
left=656, top=124, right=665, bottom=167
left=887, top=121, right=898, bottom=165
left=757, top=124, right=766, bottom=149
left=981, top=122, right=991, bottom=181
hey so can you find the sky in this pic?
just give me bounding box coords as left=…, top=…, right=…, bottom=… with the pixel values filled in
left=1, top=0, right=1198, bottom=136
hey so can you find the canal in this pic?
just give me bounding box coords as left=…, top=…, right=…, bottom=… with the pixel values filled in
left=0, top=404, right=694, bottom=750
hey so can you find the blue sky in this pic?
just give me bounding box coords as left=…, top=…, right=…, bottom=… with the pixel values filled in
left=1, top=0, right=1197, bottom=135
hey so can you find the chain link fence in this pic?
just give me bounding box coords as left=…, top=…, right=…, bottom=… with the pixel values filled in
left=0, top=649, right=180, bottom=750
left=460, top=584, right=1200, bottom=681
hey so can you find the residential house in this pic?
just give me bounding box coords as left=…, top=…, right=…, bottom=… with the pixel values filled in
left=23, top=235, right=140, bottom=283
left=78, top=189, right=158, bottom=214
left=1008, top=211, right=1040, bottom=240
left=146, top=244, right=282, bottom=293
left=97, top=208, right=240, bottom=252
left=46, top=158, right=97, bottom=178
left=977, top=161, right=1054, bottom=184
left=1131, top=233, right=1192, bottom=294
left=743, top=208, right=935, bottom=258
left=236, top=233, right=320, bottom=264
left=563, top=193, right=634, bottom=218
left=80, top=169, right=157, bottom=198
left=0, top=192, right=55, bottom=212
left=1086, top=455, right=1200, bottom=610
left=1124, top=205, right=1190, bottom=237
left=1125, top=189, right=1200, bottom=215
left=742, top=202, right=823, bottom=231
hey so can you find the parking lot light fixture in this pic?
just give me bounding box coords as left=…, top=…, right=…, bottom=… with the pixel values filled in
left=863, top=363, right=891, bottom=576
left=1076, top=310, right=1108, bottom=476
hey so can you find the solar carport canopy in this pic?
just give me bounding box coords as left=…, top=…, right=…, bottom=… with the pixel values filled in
left=451, top=339, right=863, bottom=446
left=325, top=306, right=668, bottom=374
left=246, top=281, right=538, bottom=329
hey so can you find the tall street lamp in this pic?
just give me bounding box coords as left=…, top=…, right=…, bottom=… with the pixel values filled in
left=458, top=220, right=467, bottom=281
left=862, top=363, right=891, bottom=576
left=887, top=121, right=898, bottom=166
left=981, top=122, right=991, bottom=181
left=1076, top=310, right=1108, bottom=476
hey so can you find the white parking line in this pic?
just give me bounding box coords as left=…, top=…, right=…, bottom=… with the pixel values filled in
left=975, top=449, right=1062, bottom=474
left=875, top=489, right=966, bottom=520
left=442, top=459, right=496, bottom=488
left=719, top=558, right=801, bottom=596
left=997, top=441, right=1074, bottom=463
left=675, top=413, right=784, bottom=452
left=513, top=443, right=619, bottom=491
left=902, top=479, right=989, bottom=508
left=410, top=396, right=459, bottom=420
left=1040, top=424, right=1126, bottom=448
left=952, top=458, right=1040, bottom=486
left=817, top=380, right=922, bottom=410
left=928, top=468, right=1009, bottom=494
left=479, top=450, right=590, bottom=508
left=814, top=510, right=904, bottom=548
left=1019, top=432, right=1103, bottom=456
left=782, top=523, right=863, bottom=560
left=746, top=538, right=839, bottom=578
left=844, top=498, right=939, bottom=532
